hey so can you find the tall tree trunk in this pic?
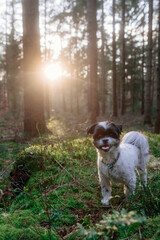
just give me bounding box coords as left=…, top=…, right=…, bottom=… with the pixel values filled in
left=44, top=0, right=47, bottom=62
left=141, top=15, right=145, bottom=115
left=5, top=0, right=9, bottom=112
left=7, top=0, right=20, bottom=115
left=132, top=50, right=137, bottom=112
left=44, top=0, right=51, bottom=120
left=144, top=0, right=153, bottom=124
left=59, top=26, right=66, bottom=112
left=69, top=22, right=73, bottom=113
left=101, top=0, right=106, bottom=115
left=112, top=0, right=117, bottom=117
left=75, top=22, right=80, bottom=115
left=87, top=0, right=98, bottom=123
left=22, top=0, right=47, bottom=137
left=121, top=0, right=126, bottom=115
left=62, top=84, right=66, bottom=112
left=154, top=0, right=160, bottom=133
left=130, top=36, right=134, bottom=112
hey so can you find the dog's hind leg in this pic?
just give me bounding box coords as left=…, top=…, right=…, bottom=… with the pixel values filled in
left=137, top=166, right=147, bottom=186
left=99, top=174, right=112, bottom=205
left=137, top=153, right=148, bottom=185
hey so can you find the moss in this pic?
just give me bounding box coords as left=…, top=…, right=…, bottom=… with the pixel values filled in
left=0, top=210, right=57, bottom=240
left=0, top=224, right=57, bottom=240
left=0, top=132, right=160, bottom=239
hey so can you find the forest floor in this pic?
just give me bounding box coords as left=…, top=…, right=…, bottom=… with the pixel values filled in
left=0, top=113, right=160, bottom=239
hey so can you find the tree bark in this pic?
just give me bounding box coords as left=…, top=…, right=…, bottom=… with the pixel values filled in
left=121, top=0, right=126, bottom=115
left=154, top=0, right=160, bottom=133
left=144, top=0, right=153, bottom=124
left=112, top=0, right=117, bottom=117
left=141, top=15, right=145, bottom=115
left=87, top=0, right=99, bottom=123
left=101, top=0, right=106, bottom=115
left=22, top=0, right=47, bottom=137
left=75, top=21, right=80, bottom=115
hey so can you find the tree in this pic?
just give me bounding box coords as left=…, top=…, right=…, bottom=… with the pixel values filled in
left=22, top=0, right=47, bottom=137
left=154, top=0, right=160, bottom=133
left=141, top=12, right=145, bottom=115
left=121, top=0, right=126, bottom=115
left=6, top=34, right=21, bottom=114
left=87, top=0, right=99, bottom=122
left=112, top=0, right=117, bottom=117
left=144, top=0, right=153, bottom=124
left=3, top=0, right=22, bottom=115
left=101, top=0, right=106, bottom=115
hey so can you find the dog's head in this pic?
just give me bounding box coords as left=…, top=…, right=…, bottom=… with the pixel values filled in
left=87, top=121, right=122, bottom=152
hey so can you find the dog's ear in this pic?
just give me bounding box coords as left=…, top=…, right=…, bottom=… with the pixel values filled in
left=115, top=124, right=122, bottom=134
left=87, top=123, right=97, bottom=135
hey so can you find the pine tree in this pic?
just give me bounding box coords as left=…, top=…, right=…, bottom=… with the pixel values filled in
left=101, top=0, right=106, bottom=115
left=144, top=0, right=153, bottom=124
left=87, top=0, right=99, bottom=122
left=154, top=0, right=160, bottom=133
left=121, top=0, right=126, bottom=115
left=112, top=0, right=117, bottom=117
left=22, top=0, right=47, bottom=137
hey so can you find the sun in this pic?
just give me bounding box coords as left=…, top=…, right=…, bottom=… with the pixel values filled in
left=43, top=63, right=62, bottom=81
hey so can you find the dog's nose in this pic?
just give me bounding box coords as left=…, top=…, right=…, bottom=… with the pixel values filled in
left=103, top=139, right=108, bottom=144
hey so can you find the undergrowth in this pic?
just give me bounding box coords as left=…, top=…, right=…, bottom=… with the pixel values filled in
left=0, top=128, right=159, bottom=239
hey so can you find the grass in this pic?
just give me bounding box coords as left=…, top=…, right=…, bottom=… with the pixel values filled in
left=0, top=121, right=160, bottom=239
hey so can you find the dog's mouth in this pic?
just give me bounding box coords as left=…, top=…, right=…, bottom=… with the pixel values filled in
left=100, top=145, right=111, bottom=152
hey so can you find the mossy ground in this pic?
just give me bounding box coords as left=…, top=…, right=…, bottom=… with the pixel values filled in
left=0, top=117, right=160, bottom=239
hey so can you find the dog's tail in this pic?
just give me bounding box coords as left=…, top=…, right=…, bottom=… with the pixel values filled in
left=122, top=131, right=149, bottom=161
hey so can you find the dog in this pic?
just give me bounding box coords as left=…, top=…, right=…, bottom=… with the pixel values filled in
left=87, top=121, right=149, bottom=205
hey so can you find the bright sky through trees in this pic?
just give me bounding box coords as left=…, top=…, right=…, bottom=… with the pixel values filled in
left=43, top=63, right=63, bottom=81
left=0, top=0, right=158, bottom=84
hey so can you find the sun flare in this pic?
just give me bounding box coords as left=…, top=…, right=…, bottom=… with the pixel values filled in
left=44, top=63, right=62, bottom=81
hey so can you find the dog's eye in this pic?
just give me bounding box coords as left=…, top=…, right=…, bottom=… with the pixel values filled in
left=109, top=133, right=116, bottom=138
left=97, top=134, right=102, bottom=138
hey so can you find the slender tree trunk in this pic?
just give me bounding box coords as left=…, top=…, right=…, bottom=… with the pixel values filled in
left=69, top=23, right=73, bottom=113
left=59, top=28, right=66, bottom=112
left=44, top=0, right=47, bottom=62
left=5, top=0, right=9, bottom=112
left=112, top=0, right=117, bottom=117
left=22, top=0, right=47, bottom=137
left=154, top=0, right=160, bottom=133
left=87, top=0, right=98, bottom=123
left=130, top=36, right=134, bottom=112
left=75, top=22, right=80, bottom=115
left=121, top=0, right=126, bottom=115
left=144, top=0, right=153, bottom=124
left=141, top=16, right=145, bottom=115
left=45, top=84, right=51, bottom=119
left=101, top=0, right=106, bottom=115
left=44, top=0, right=51, bottom=119
left=132, top=50, right=137, bottom=112
left=62, top=84, right=66, bottom=112
left=70, top=78, right=73, bottom=113
left=8, top=0, right=20, bottom=115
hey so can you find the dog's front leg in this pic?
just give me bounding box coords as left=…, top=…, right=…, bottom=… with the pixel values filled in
left=99, top=172, right=111, bottom=205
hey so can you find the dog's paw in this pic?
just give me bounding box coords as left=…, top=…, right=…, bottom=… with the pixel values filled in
left=101, top=198, right=110, bottom=205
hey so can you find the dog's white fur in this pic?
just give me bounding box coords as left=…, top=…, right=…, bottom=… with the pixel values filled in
left=97, top=131, right=149, bottom=205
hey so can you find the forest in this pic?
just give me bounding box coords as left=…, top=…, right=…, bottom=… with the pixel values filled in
left=0, top=0, right=160, bottom=239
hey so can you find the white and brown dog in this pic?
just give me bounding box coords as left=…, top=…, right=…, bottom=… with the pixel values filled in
left=87, top=121, right=149, bottom=205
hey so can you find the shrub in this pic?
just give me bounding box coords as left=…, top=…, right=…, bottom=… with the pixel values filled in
left=77, top=209, right=146, bottom=239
